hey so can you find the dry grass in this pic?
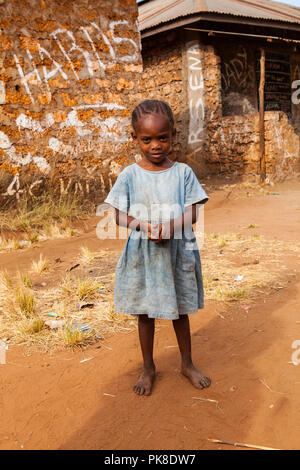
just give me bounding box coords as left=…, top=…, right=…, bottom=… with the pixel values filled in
left=17, top=271, right=33, bottom=288
left=0, top=269, right=13, bottom=291
left=0, top=226, right=78, bottom=254
left=0, top=236, right=31, bottom=252
left=202, top=231, right=300, bottom=304
left=60, top=274, right=74, bottom=298
left=0, top=270, right=48, bottom=345
left=75, top=277, right=99, bottom=300
left=31, top=254, right=50, bottom=274
left=0, top=190, right=94, bottom=252
left=17, top=318, right=45, bottom=335
left=25, top=232, right=39, bottom=245
left=60, top=275, right=100, bottom=300
left=61, top=322, right=96, bottom=348
left=0, top=225, right=299, bottom=351
left=0, top=191, right=92, bottom=233
left=14, top=285, right=35, bottom=317
left=78, top=245, right=95, bottom=265
left=40, top=222, right=78, bottom=240
left=0, top=248, right=135, bottom=350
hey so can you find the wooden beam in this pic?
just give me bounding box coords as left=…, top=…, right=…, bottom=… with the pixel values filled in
left=184, top=27, right=300, bottom=45
left=259, top=48, right=266, bottom=183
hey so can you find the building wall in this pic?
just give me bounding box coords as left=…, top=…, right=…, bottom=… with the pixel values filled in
left=207, top=38, right=300, bottom=181
left=207, top=112, right=300, bottom=180
left=0, top=0, right=142, bottom=205
left=218, top=41, right=257, bottom=116
left=140, top=31, right=300, bottom=182
left=291, top=52, right=300, bottom=136
left=135, top=32, right=185, bottom=162
left=137, top=33, right=220, bottom=176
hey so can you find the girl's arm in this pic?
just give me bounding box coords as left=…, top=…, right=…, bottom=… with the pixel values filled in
left=171, top=203, right=199, bottom=233
left=114, top=209, right=159, bottom=241
left=158, top=203, right=202, bottom=242
left=115, top=203, right=202, bottom=243
left=115, top=209, right=141, bottom=231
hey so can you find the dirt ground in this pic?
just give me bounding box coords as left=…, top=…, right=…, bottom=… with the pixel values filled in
left=0, top=178, right=300, bottom=450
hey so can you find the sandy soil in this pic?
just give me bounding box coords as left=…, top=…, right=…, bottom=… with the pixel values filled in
left=0, top=178, right=300, bottom=450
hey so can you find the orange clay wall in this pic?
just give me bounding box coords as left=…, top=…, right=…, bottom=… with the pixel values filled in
left=0, top=0, right=142, bottom=205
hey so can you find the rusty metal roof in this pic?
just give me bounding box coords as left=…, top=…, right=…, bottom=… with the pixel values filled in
left=139, top=0, right=300, bottom=31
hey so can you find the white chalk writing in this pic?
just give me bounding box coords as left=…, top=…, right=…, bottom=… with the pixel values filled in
left=186, top=41, right=205, bottom=146
left=222, top=46, right=253, bottom=92
left=14, top=20, right=139, bottom=103
left=0, top=17, right=141, bottom=197
left=292, top=80, right=300, bottom=105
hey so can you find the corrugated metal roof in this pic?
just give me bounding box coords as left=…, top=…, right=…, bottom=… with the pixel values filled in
left=139, top=0, right=300, bottom=31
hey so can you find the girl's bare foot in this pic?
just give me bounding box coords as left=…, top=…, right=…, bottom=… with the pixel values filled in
left=181, top=364, right=211, bottom=389
left=133, top=367, right=156, bottom=396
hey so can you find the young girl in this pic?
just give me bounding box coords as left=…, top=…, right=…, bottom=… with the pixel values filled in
left=104, top=99, right=211, bottom=396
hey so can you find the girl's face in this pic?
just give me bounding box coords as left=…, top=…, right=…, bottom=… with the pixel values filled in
left=132, top=114, right=176, bottom=164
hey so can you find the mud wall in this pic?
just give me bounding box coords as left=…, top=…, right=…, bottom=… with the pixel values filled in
left=184, top=38, right=222, bottom=177
left=207, top=39, right=300, bottom=181
left=291, top=53, right=300, bottom=136
left=0, top=0, right=142, bottom=205
left=207, top=112, right=300, bottom=181
left=137, top=33, right=220, bottom=176
left=136, top=33, right=184, bottom=162
left=218, top=41, right=257, bottom=116
left=140, top=31, right=300, bottom=182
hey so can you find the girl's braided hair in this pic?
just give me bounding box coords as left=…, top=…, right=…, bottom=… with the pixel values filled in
left=131, top=99, right=175, bottom=131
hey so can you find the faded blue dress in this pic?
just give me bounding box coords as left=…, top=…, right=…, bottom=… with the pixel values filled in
left=104, top=161, right=209, bottom=320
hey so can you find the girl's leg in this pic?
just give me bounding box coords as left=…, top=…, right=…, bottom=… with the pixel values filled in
left=134, top=314, right=156, bottom=396
left=172, top=315, right=211, bottom=389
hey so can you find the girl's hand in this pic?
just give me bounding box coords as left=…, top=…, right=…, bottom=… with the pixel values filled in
left=161, top=220, right=174, bottom=241
left=140, top=222, right=174, bottom=243
left=138, top=222, right=161, bottom=242
left=148, top=223, right=162, bottom=243
left=150, top=222, right=175, bottom=243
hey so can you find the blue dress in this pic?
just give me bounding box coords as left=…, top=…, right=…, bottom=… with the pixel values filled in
left=104, top=162, right=209, bottom=320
